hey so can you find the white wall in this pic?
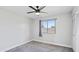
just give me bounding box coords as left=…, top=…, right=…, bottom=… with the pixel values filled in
left=0, top=9, right=32, bottom=51
left=33, top=13, right=73, bottom=48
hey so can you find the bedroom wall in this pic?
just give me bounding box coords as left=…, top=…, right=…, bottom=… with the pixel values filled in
left=32, top=13, right=73, bottom=48
left=0, top=9, right=32, bottom=51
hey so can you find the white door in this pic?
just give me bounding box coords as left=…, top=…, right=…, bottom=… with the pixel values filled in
left=73, top=14, right=79, bottom=52
left=73, top=15, right=77, bottom=51
left=75, top=14, right=79, bottom=51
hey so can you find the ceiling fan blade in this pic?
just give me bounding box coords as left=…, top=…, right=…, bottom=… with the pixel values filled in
left=27, top=11, right=35, bottom=14
left=39, top=6, right=46, bottom=10
left=29, top=6, right=37, bottom=11
left=40, top=11, right=47, bottom=14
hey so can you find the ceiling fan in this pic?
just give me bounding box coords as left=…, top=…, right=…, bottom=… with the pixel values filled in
left=27, top=6, right=47, bottom=15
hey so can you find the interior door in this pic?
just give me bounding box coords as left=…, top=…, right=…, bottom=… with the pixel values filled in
left=73, top=15, right=77, bottom=51
left=75, top=14, right=79, bottom=51
left=73, top=14, right=79, bottom=52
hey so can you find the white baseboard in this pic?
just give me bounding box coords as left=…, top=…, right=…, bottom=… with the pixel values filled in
left=1, top=40, right=32, bottom=52
left=33, top=39, right=72, bottom=48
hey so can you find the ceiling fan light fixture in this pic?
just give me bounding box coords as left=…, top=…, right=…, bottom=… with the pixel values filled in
left=35, top=12, right=40, bottom=15
left=28, top=6, right=46, bottom=15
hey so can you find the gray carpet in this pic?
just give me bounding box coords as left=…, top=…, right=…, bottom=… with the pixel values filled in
left=7, top=41, right=73, bottom=52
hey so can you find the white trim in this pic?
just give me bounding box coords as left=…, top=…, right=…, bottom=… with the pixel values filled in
left=1, top=40, right=32, bottom=52
left=33, top=39, right=72, bottom=48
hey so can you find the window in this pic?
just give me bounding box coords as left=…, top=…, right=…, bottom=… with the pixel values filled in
left=41, top=19, right=56, bottom=34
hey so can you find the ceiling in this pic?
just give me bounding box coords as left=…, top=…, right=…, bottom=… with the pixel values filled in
left=0, top=6, right=74, bottom=19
